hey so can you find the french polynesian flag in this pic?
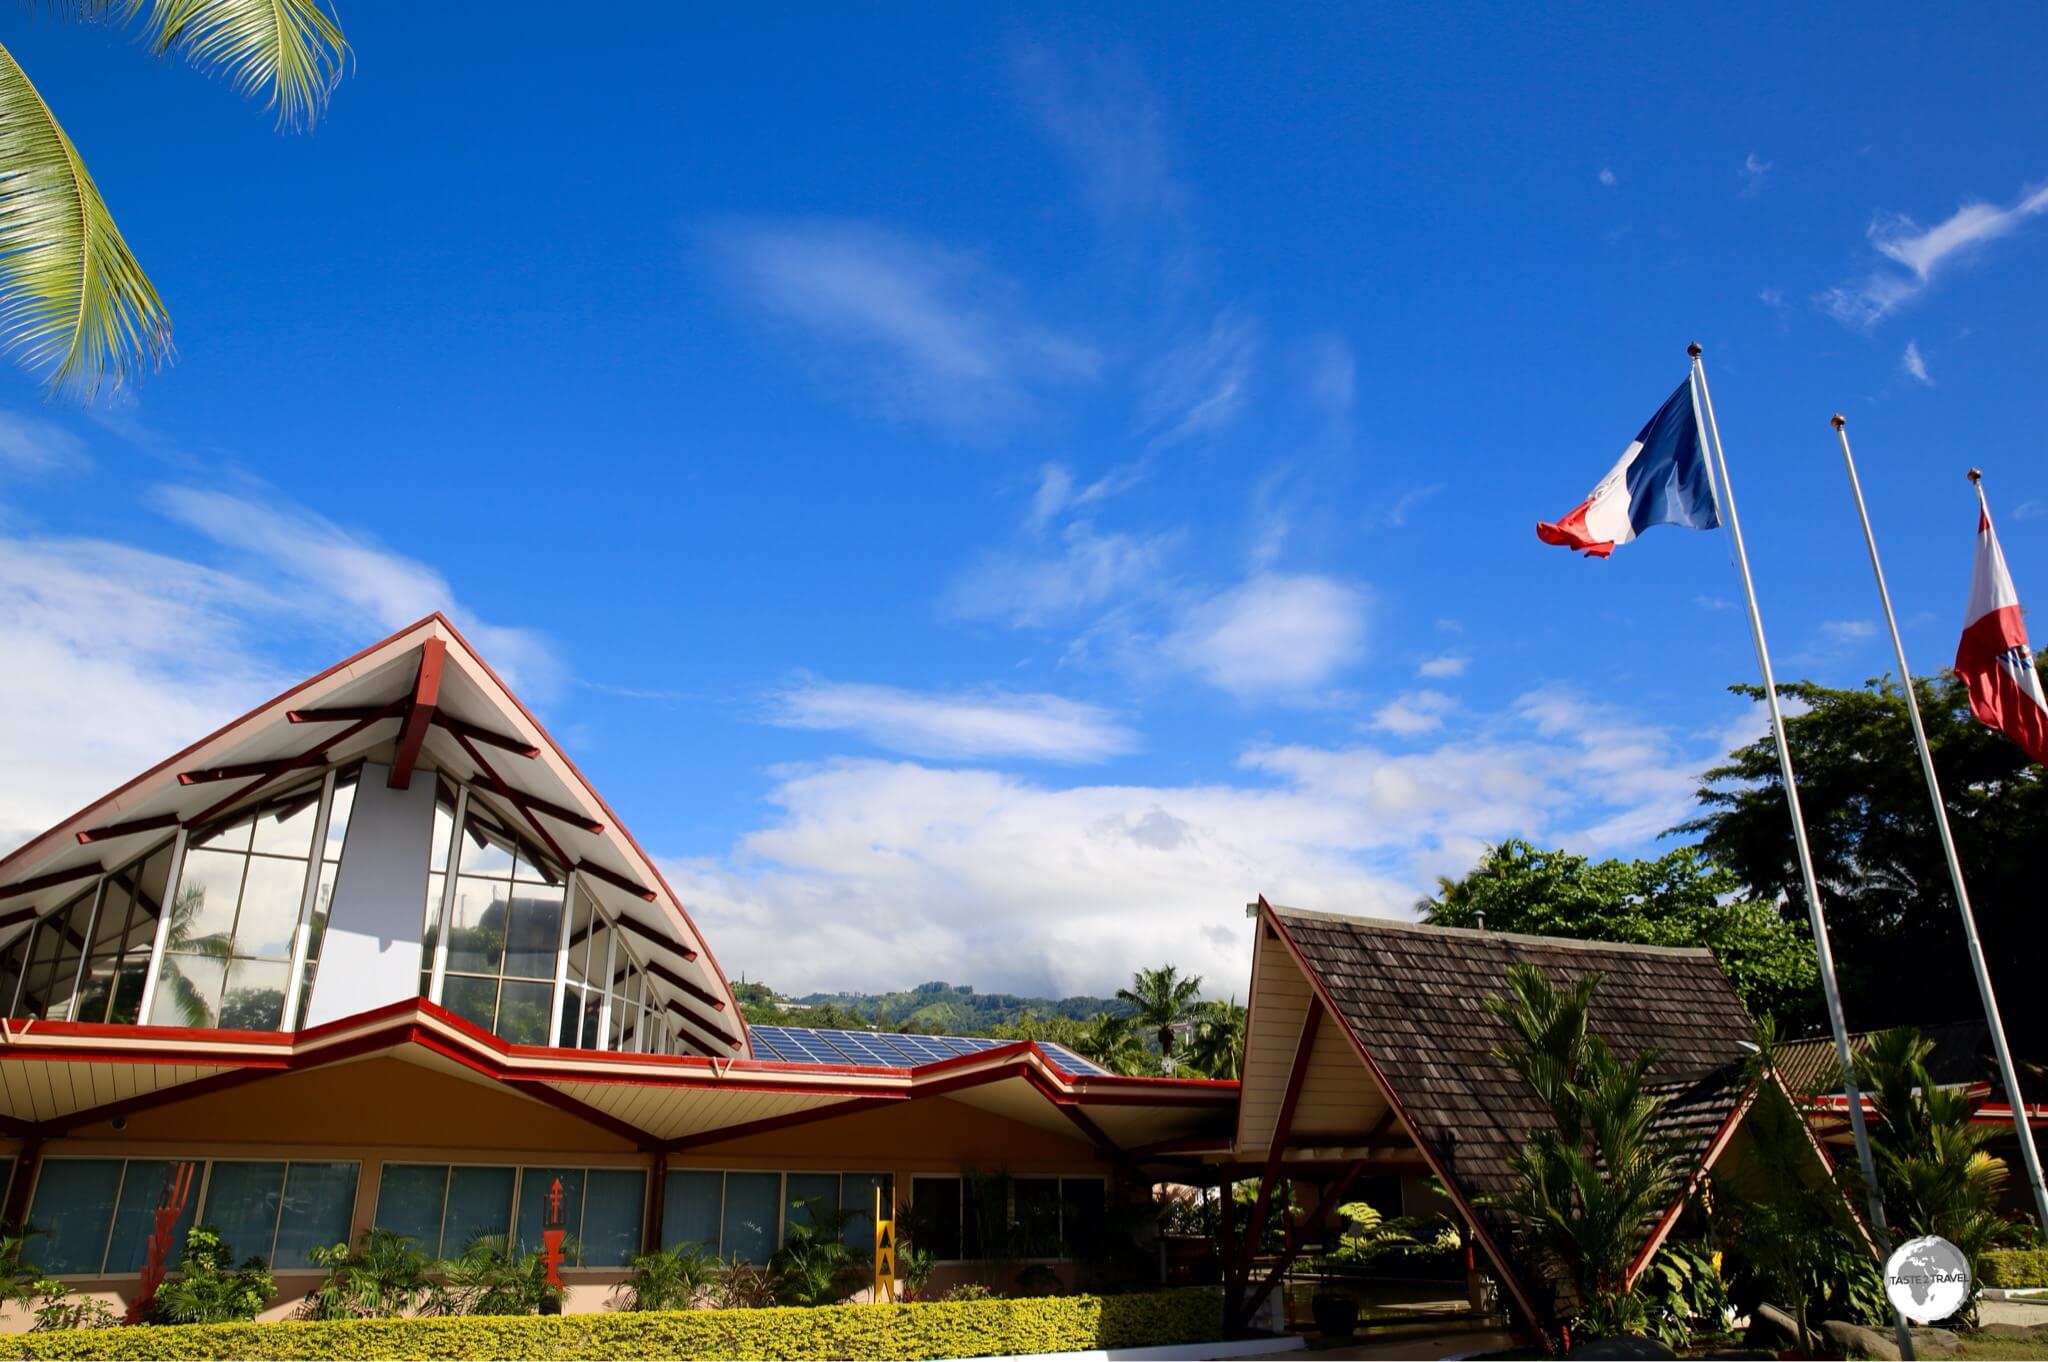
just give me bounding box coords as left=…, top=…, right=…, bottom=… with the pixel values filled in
left=1956, top=499, right=2048, bottom=767
left=1537, top=378, right=1721, bottom=557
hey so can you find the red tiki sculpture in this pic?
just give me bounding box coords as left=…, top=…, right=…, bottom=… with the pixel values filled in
left=541, top=1176, right=568, bottom=1289
left=128, top=1162, right=197, bottom=1324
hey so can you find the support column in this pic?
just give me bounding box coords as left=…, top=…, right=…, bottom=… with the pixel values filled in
left=642, top=1148, right=669, bottom=1254
left=4, top=1135, right=43, bottom=1232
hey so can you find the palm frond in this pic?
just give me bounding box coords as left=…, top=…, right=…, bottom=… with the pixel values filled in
left=136, top=0, right=350, bottom=131
left=0, top=42, right=172, bottom=396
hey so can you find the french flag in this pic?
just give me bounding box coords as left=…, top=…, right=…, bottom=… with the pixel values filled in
left=1957, top=497, right=2048, bottom=768
left=1537, top=379, right=1721, bottom=557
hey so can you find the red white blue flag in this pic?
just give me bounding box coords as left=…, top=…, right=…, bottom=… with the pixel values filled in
left=1538, top=379, right=1722, bottom=558
left=1957, top=500, right=2048, bottom=767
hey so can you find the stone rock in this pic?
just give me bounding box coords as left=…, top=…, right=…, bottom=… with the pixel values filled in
left=1818, top=1320, right=1962, bottom=1360
left=1748, top=1302, right=1803, bottom=1348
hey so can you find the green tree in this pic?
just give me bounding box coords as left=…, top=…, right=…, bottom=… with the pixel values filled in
left=1181, top=998, right=1246, bottom=1079
left=0, top=1, right=350, bottom=396
left=1423, top=839, right=1820, bottom=1026
left=302, top=1229, right=439, bottom=1320
left=611, top=1243, right=715, bottom=1311
left=1679, top=675, right=2048, bottom=1052
left=1485, top=964, right=1688, bottom=1340
left=150, top=1226, right=274, bottom=1324
left=1116, top=965, right=1204, bottom=1075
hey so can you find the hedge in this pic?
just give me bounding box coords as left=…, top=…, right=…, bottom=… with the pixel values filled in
left=1982, top=1249, right=2048, bottom=1290
left=8, top=1289, right=1221, bottom=1361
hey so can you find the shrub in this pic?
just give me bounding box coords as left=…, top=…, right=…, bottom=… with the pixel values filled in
left=705, top=1258, right=779, bottom=1310
left=150, top=1228, right=274, bottom=1325
left=10, top=1287, right=1223, bottom=1360
left=771, top=1198, right=864, bottom=1307
left=1983, top=1249, right=2048, bottom=1289
left=611, top=1245, right=715, bottom=1312
left=302, top=1231, right=439, bottom=1320
left=437, top=1234, right=562, bottom=1317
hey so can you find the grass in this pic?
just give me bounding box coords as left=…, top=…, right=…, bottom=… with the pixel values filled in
left=1949, top=1332, right=2048, bottom=1360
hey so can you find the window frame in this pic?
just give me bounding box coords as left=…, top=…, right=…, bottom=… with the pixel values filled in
left=657, top=1168, right=897, bottom=1263
left=905, top=1172, right=1108, bottom=1265
left=370, top=1160, right=650, bottom=1269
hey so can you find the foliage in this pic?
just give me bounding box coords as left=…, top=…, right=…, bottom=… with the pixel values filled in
left=1982, top=1249, right=2048, bottom=1289
left=745, top=979, right=1128, bottom=1034
left=1116, top=966, right=1204, bottom=1073
left=706, top=1258, right=781, bottom=1311
left=150, top=1227, right=275, bottom=1325
left=899, top=1247, right=937, bottom=1301
left=941, top=1282, right=997, bottom=1301
left=437, top=1234, right=558, bottom=1317
left=0, top=1, right=350, bottom=396
left=1712, top=1020, right=1887, bottom=1351
left=771, top=1199, right=864, bottom=1308
left=1636, top=1240, right=1729, bottom=1350
left=301, top=1230, right=439, bottom=1320
left=1320, top=1201, right=1460, bottom=1274
left=1484, top=964, right=1688, bottom=1338
left=1856, top=1026, right=2013, bottom=1324
left=1180, top=999, right=1246, bottom=1080
left=611, top=1244, right=716, bottom=1312
left=1422, top=840, right=1820, bottom=1025
left=985, top=1012, right=1149, bottom=1076
left=11, top=1289, right=1224, bottom=1360
left=1680, top=674, right=2048, bottom=1053
left=32, top=1288, right=123, bottom=1333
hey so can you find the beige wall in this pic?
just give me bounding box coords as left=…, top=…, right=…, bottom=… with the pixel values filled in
left=0, top=1057, right=1116, bottom=1326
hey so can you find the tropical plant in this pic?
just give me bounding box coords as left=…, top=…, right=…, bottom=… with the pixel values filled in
left=1116, top=965, right=1204, bottom=1074
left=31, top=1284, right=122, bottom=1331
left=611, top=1243, right=715, bottom=1312
left=1635, top=1239, right=1729, bottom=1350
left=0, top=1232, right=47, bottom=1306
left=1321, top=1200, right=1460, bottom=1274
left=301, top=1229, right=439, bottom=1320
left=0, top=1, right=350, bottom=397
left=1076, top=1013, right=1150, bottom=1076
left=705, top=1257, right=779, bottom=1310
left=1181, top=999, right=1246, bottom=1080
left=436, top=1233, right=558, bottom=1317
left=769, top=1197, right=863, bottom=1307
left=1485, top=964, right=1687, bottom=1339
left=900, top=1245, right=937, bottom=1301
left=150, top=1226, right=274, bottom=1324
left=1856, top=1025, right=2014, bottom=1324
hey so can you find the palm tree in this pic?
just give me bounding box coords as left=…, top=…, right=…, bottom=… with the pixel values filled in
left=1077, top=1013, right=1150, bottom=1076
left=1116, top=965, right=1204, bottom=1075
left=0, top=1, right=350, bottom=397
left=1183, top=998, right=1246, bottom=1079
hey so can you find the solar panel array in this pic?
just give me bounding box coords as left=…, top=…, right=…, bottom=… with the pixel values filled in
left=748, top=1024, right=1109, bottom=1076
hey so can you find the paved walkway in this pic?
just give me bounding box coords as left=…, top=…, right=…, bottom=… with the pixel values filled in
left=1979, top=1295, right=2048, bottom=1330
left=1246, top=1322, right=1523, bottom=1360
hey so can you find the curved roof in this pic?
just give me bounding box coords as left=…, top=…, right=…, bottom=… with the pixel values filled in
left=0, top=615, right=746, bottom=1057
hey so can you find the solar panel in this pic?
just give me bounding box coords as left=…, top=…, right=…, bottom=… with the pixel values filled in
left=749, top=1024, right=1112, bottom=1076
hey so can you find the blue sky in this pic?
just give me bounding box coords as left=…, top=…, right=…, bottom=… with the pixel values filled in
left=2, top=4, right=2044, bottom=999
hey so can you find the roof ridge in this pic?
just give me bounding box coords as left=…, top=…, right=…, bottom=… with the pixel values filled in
left=1266, top=903, right=1717, bottom=958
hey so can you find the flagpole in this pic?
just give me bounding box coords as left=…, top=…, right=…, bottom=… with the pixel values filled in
left=1687, top=347, right=1913, bottom=1358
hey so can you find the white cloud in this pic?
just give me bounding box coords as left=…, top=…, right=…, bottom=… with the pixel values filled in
left=1598, top=168, right=1618, bottom=187
left=1135, top=310, right=1261, bottom=448
left=1369, top=689, right=1456, bottom=736
left=1166, top=573, right=1365, bottom=697
left=1821, top=618, right=1877, bottom=642
left=1303, top=333, right=1355, bottom=414
left=1740, top=153, right=1772, bottom=197
left=1759, top=287, right=1785, bottom=308
left=1695, top=595, right=1735, bottom=611
left=768, top=680, right=1137, bottom=763
left=1383, top=483, right=1445, bottom=529
left=1817, top=182, right=2048, bottom=329
left=672, top=687, right=1718, bottom=997
left=1901, top=339, right=1933, bottom=385
left=1023, top=461, right=1147, bottom=534
left=1012, top=43, right=1186, bottom=223
left=2015, top=500, right=2045, bottom=522
left=1417, top=654, right=1468, bottom=679
left=950, top=521, right=1175, bottom=628
left=711, top=220, right=1098, bottom=427
left=0, top=411, right=90, bottom=473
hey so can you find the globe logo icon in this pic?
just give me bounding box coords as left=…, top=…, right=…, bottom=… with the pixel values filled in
left=1884, top=1235, right=1971, bottom=1324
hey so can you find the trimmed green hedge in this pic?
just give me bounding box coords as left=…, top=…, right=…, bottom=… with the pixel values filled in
left=1983, top=1249, right=2048, bottom=1289
left=9, top=1290, right=1221, bottom=1361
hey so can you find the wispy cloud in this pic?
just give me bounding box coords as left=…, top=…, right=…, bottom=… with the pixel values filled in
left=1382, top=483, right=1445, bottom=529
left=2014, top=500, right=2046, bottom=522
left=1369, top=689, right=1456, bottom=736
left=1817, top=181, right=2048, bottom=329
left=769, top=680, right=1137, bottom=763
left=1821, top=618, right=1877, bottom=643
left=1739, top=153, right=1772, bottom=197
left=950, top=521, right=1176, bottom=628
left=1135, top=310, right=1261, bottom=448
left=1012, top=43, right=1186, bottom=224
left=1165, top=573, right=1366, bottom=697
left=1598, top=167, right=1617, bottom=188
left=1417, top=654, right=1468, bottom=679
left=710, top=220, right=1099, bottom=428
left=0, top=411, right=90, bottom=473
left=1901, top=339, right=1933, bottom=385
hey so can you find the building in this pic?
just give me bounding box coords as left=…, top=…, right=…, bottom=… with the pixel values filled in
left=0, top=617, right=1854, bottom=1339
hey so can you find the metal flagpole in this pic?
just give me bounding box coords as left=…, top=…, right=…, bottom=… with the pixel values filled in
left=1687, top=347, right=1914, bottom=1358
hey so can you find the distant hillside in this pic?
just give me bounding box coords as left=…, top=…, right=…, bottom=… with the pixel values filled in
left=733, top=979, right=1132, bottom=1034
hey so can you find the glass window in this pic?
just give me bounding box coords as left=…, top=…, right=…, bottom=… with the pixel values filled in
left=1060, top=1179, right=1107, bottom=1260
left=514, top=1167, right=583, bottom=1259
left=1015, top=1178, right=1060, bottom=1258
left=442, top=1167, right=515, bottom=1257
left=273, top=1162, right=358, bottom=1269
left=104, top=1160, right=201, bottom=1274
left=784, top=1173, right=838, bottom=1244
left=442, top=975, right=498, bottom=1032
left=580, top=1169, right=645, bottom=1267
left=293, top=768, right=358, bottom=1029
left=840, top=1173, right=893, bottom=1253
left=218, top=957, right=290, bottom=1031
left=374, top=1164, right=448, bottom=1256
left=13, top=884, right=97, bottom=1022
left=495, top=981, right=553, bottom=1045
left=910, top=1177, right=961, bottom=1261
left=721, top=1172, right=779, bottom=1264
left=439, top=799, right=567, bottom=1043
left=663, top=1171, right=721, bottom=1255
left=26, top=1159, right=122, bottom=1275
left=421, top=781, right=458, bottom=1000
left=201, top=1161, right=286, bottom=1267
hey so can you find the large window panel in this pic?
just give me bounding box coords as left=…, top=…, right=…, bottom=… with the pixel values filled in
left=495, top=980, right=553, bottom=1045
left=293, top=768, right=358, bottom=1029
left=1060, top=1179, right=1107, bottom=1260
left=663, top=1171, right=721, bottom=1255
left=440, top=803, right=567, bottom=1043
left=13, top=884, right=96, bottom=1022
left=784, top=1173, right=838, bottom=1244
left=373, top=1164, right=448, bottom=1256
left=442, top=1166, right=515, bottom=1257
left=218, top=957, right=290, bottom=1031
left=514, top=1167, right=584, bottom=1259
left=910, top=1177, right=961, bottom=1262
left=273, top=1162, right=358, bottom=1269
left=77, top=843, right=170, bottom=1027
left=441, top=975, right=498, bottom=1033
left=840, top=1173, right=893, bottom=1253
left=104, top=1161, right=199, bottom=1274
left=27, top=1159, right=122, bottom=1275
left=1014, top=1178, right=1061, bottom=1259
left=580, top=1169, right=645, bottom=1267
left=721, top=1172, right=779, bottom=1264
left=151, top=954, right=227, bottom=1029
left=201, top=1161, right=285, bottom=1267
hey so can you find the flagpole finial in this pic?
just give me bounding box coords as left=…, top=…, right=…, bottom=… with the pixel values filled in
left=1687, top=342, right=1703, bottom=358
left=1831, top=414, right=1846, bottom=431
left=1968, top=468, right=1983, bottom=484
